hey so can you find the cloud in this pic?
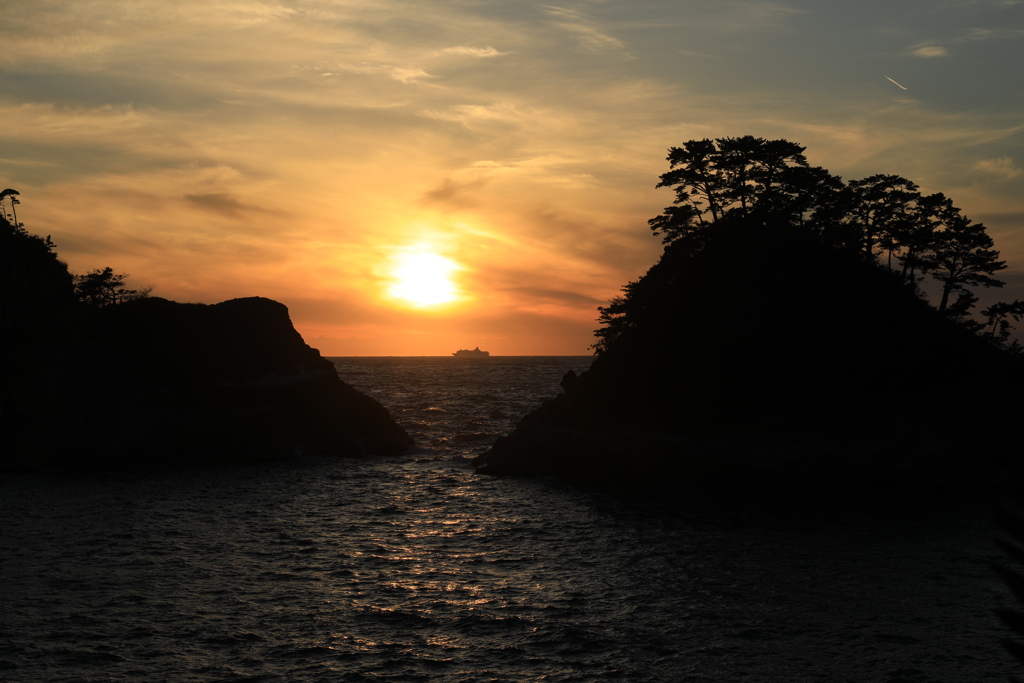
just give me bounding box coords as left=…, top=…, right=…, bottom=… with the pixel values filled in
left=955, top=27, right=1024, bottom=42
left=603, top=1, right=802, bottom=36
left=440, top=46, right=506, bottom=58
left=336, top=63, right=434, bottom=84
left=420, top=102, right=523, bottom=127
left=972, top=157, right=1022, bottom=179
left=209, top=3, right=298, bottom=26
left=184, top=193, right=284, bottom=218
left=420, top=177, right=491, bottom=208
left=542, top=6, right=627, bottom=53
left=728, top=2, right=805, bottom=30
left=471, top=155, right=576, bottom=171
left=501, top=285, right=605, bottom=306
left=911, top=44, right=948, bottom=57
left=4, top=0, right=1024, bottom=354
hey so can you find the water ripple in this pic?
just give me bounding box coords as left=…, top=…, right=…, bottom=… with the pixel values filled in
left=0, top=358, right=1013, bottom=681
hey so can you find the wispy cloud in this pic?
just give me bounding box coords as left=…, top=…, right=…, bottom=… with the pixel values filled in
left=955, top=27, right=1024, bottom=41
left=209, top=3, right=298, bottom=26
left=973, top=157, right=1022, bottom=179
left=614, top=1, right=803, bottom=34
left=911, top=44, right=948, bottom=57
left=3, top=0, right=1024, bottom=353
left=439, top=46, right=507, bottom=58
left=542, top=6, right=627, bottom=52
left=420, top=102, right=523, bottom=127
left=184, top=193, right=285, bottom=218
left=420, top=177, right=491, bottom=208
left=501, top=285, right=605, bottom=306
left=336, top=63, right=435, bottom=83
left=730, top=2, right=805, bottom=30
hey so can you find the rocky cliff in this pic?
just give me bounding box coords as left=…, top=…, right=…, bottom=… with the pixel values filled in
left=3, top=296, right=412, bottom=471
left=474, top=221, right=1024, bottom=487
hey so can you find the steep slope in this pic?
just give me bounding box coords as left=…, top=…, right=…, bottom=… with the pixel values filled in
left=475, top=221, right=1023, bottom=485
left=3, top=296, right=413, bottom=470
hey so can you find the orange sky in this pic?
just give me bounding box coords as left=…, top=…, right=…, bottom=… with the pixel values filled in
left=3, top=1, right=1023, bottom=354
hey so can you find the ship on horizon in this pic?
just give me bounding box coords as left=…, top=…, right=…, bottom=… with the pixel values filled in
left=452, top=347, right=490, bottom=358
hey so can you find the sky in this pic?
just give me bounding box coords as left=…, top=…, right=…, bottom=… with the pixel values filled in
left=3, top=0, right=1024, bottom=355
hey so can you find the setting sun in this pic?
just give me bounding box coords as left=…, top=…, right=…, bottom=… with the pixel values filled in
left=3, top=0, right=1023, bottom=359
left=389, top=250, right=460, bottom=306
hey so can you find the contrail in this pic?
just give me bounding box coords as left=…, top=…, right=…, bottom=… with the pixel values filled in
left=885, top=76, right=908, bottom=90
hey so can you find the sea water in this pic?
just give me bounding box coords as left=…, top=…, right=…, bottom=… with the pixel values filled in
left=0, top=356, right=1015, bottom=682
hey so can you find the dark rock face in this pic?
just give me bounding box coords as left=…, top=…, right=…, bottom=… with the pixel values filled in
left=6, top=296, right=412, bottom=470
left=474, top=222, right=1024, bottom=486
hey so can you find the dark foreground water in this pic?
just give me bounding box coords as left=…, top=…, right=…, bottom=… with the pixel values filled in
left=0, top=357, right=1017, bottom=682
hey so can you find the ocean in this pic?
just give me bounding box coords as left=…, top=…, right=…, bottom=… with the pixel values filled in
left=0, top=356, right=1015, bottom=682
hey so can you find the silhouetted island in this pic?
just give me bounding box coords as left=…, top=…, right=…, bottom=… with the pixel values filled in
left=475, top=137, right=1024, bottom=487
left=1, top=211, right=413, bottom=471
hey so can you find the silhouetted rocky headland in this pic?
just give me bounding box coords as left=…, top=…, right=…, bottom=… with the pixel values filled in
left=1, top=214, right=412, bottom=471
left=4, top=295, right=412, bottom=471
left=474, top=220, right=1024, bottom=486
left=4, top=296, right=413, bottom=471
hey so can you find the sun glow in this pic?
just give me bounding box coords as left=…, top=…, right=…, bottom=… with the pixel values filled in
left=388, top=249, right=460, bottom=306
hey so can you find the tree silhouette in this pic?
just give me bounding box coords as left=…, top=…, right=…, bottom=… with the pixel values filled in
left=639, top=138, right=1013, bottom=339
left=655, top=137, right=725, bottom=227
left=912, top=203, right=1005, bottom=313
left=0, top=210, right=75, bottom=351
left=715, top=136, right=810, bottom=221
left=845, top=174, right=921, bottom=262
left=74, top=267, right=152, bottom=308
left=1, top=188, right=21, bottom=227
left=649, top=136, right=837, bottom=243
left=982, top=300, right=1024, bottom=351
left=889, top=192, right=949, bottom=287
left=1, top=206, right=78, bottom=449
